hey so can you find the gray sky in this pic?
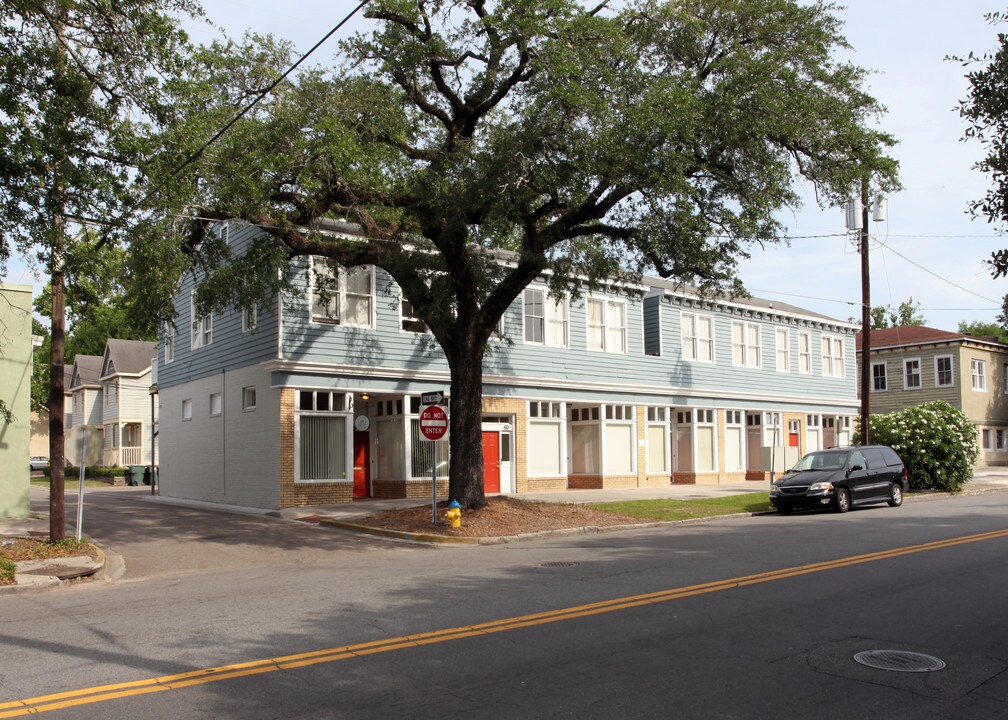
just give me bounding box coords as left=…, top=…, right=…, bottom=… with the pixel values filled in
left=7, top=1, right=1005, bottom=332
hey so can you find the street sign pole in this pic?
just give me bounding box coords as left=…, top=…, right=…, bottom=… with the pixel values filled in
left=418, top=403, right=448, bottom=525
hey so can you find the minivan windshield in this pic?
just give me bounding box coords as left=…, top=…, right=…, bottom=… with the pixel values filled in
left=790, top=450, right=847, bottom=472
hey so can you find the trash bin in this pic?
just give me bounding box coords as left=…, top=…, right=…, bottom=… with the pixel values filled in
left=128, top=465, right=146, bottom=486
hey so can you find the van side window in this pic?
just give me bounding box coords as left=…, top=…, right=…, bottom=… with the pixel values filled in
left=862, top=448, right=885, bottom=469
left=849, top=451, right=867, bottom=469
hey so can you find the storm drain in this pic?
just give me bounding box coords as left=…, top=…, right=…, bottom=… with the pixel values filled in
left=854, top=650, right=946, bottom=673
left=537, top=561, right=579, bottom=568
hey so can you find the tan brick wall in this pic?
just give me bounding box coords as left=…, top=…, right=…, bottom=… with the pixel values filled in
left=278, top=387, right=354, bottom=508
left=569, top=475, right=603, bottom=489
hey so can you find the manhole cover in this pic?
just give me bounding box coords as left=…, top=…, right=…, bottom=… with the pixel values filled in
left=854, top=650, right=946, bottom=673
left=538, top=561, right=579, bottom=568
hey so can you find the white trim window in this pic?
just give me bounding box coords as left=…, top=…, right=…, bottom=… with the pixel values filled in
left=872, top=361, right=887, bottom=392
left=820, top=334, right=845, bottom=378
left=528, top=401, right=565, bottom=477
left=242, top=306, right=257, bottom=333
left=935, top=355, right=954, bottom=388
left=310, top=258, right=374, bottom=327
left=164, top=323, right=175, bottom=364
left=400, top=298, right=428, bottom=334
left=982, top=428, right=994, bottom=451
left=242, top=386, right=257, bottom=411
left=775, top=328, right=790, bottom=372
left=587, top=298, right=626, bottom=354
left=903, top=358, right=922, bottom=390
left=999, top=429, right=1007, bottom=451
left=798, top=331, right=812, bottom=374
left=603, top=404, right=635, bottom=475
left=570, top=404, right=601, bottom=475
left=724, top=409, right=745, bottom=473
left=694, top=408, right=718, bottom=473
left=681, top=312, right=714, bottom=363
left=645, top=406, right=670, bottom=474
left=182, top=398, right=192, bottom=421
left=523, top=288, right=568, bottom=347
left=732, top=320, right=761, bottom=368
left=972, top=359, right=987, bottom=391
left=296, top=390, right=353, bottom=482
left=209, top=392, right=222, bottom=417
left=191, top=291, right=212, bottom=349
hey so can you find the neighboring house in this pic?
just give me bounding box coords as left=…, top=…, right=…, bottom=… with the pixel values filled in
left=98, top=339, right=158, bottom=467
left=67, top=340, right=159, bottom=467
left=68, top=354, right=104, bottom=467
left=157, top=222, right=860, bottom=510
left=856, top=325, right=1008, bottom=466
left=0, top=283, right=33, bottom=518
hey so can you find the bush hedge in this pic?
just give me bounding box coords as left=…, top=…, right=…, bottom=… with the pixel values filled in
left=864, top=401, right=978, bottom=492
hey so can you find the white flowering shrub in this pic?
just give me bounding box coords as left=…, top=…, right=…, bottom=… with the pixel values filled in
left=860, top=401, right=979, bottom=492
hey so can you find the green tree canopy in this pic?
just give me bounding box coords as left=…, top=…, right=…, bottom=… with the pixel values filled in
left=148, top=0, right=899, bottom=508
left=958, top=319, right=1008, bottom=344
left=954, top=11, right=1008, bottom=288
left=1, top=0, right=199, bottom=540
left=869, top=296, right=926, bottom=329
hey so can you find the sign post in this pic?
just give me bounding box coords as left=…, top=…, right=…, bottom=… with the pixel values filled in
left=419, top=404, right=448, bottom=524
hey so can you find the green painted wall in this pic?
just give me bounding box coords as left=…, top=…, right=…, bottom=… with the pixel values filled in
left=0, top=283, right=33, bottom=518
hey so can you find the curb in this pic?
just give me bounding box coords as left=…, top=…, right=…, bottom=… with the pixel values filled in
left=319, top=511, right=773, bottom=546
left=0, top=544, right=105, bottom=595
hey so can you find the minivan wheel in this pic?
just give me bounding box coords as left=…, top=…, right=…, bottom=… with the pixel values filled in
left=888, top=483, right=903, bottom=507
left=834, top=487, right=851, bottom=513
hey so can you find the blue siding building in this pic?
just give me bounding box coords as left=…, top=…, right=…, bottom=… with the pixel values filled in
left=157, top=223, right=858, bottom=509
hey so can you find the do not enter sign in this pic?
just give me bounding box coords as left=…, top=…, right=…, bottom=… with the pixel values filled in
left=419, top=405, right=448, bottom=441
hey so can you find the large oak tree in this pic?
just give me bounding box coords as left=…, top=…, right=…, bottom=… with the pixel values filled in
left=149, top=0, right=898, bottom=509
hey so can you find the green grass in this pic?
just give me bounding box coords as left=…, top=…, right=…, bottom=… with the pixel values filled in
left=31, top=478, right=111, bottom=488
left=590, top=492, right=773, bottom=522
left=0, top=557, right=15, bottom=584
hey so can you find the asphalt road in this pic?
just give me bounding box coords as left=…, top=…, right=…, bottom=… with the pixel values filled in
left=2, top=489, right=1007, bottom=719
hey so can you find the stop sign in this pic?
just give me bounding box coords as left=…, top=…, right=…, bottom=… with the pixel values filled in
left=419, top=405, right=448, bottom=441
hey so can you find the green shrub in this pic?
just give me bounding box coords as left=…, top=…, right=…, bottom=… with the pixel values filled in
left=0, top=557, right=15, bottom=583
left=864, top=401, right=979, bottom=492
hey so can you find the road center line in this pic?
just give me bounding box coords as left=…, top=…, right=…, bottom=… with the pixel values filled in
left=3, top=527, right=1007, bottom=718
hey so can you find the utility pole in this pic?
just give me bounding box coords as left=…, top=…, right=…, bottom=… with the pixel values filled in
left=859, top=179, right=871, bottom=445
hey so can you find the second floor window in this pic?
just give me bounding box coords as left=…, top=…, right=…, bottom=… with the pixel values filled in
left=682, top=312, right=714, bottom=362
left=972, top=359, right=987, bottom=391
left=872, top=362, right=887, bottom=391
left=936, top=356, right=954, bottom=387
left=798, top=332, right=812, bottom=373
left=401, top=298, right=427, bottom=333
left=164, top=323, right=175, bottom=363
left=587, top=298, right=626, bottom=353
left=191, top=292, right=212, bottom=349
left=732, top=321, right=761, bottom=368
left=310, top=259, right=374, bottom=327
left=904, top=359, right=921, bottom=389
left=821, top=335, right=845, bottom=378
left=523, top=288, right=567, bottom=346
left=775, top=328, right=790, bottom=372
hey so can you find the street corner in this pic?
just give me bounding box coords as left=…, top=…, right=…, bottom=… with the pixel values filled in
left=1, top=544, right=106, bottom=595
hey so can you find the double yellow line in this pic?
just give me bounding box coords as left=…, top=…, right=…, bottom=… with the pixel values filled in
left=4, top=527, right=1007, bottom=718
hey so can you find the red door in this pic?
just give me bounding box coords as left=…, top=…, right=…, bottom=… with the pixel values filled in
left=353, top=431, right=370, bottom=498
left=482, top=431, right=500, bottom=493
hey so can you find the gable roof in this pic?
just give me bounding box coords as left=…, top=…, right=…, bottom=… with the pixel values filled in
left=101, top=339, right=157, bottom=378
left=69, top=355, right=103, bottom=389
left=856, top=325, right=1008, bottom=351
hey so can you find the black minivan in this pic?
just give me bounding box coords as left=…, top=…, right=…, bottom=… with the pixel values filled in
left=769, top=445, right=908, bottom=514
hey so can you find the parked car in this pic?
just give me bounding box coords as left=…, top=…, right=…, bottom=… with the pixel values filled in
left=770, top=446, right=908, bottom=514
left=29, top=456, right=49, bottom=471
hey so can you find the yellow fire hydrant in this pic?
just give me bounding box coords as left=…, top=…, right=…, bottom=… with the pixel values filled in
left=444, top=499, right=462, bottom=528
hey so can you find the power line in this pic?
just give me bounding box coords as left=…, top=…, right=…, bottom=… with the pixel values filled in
left=148, top=0, right=369, bottom=201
